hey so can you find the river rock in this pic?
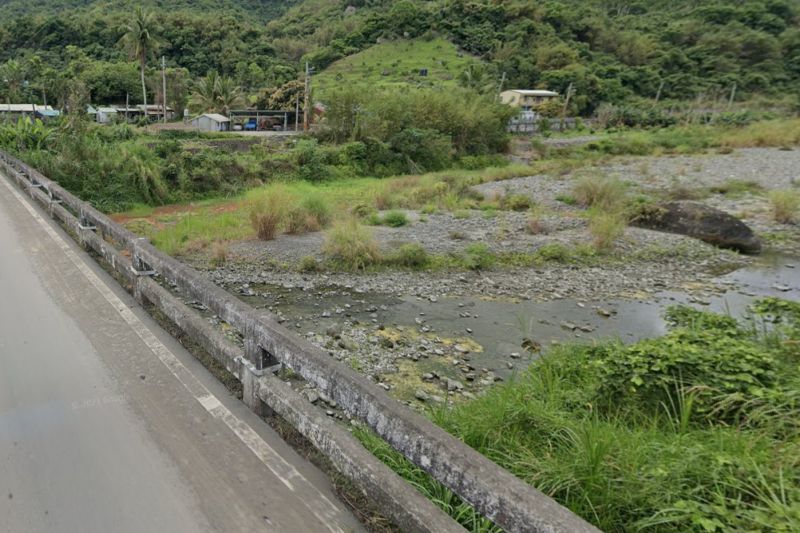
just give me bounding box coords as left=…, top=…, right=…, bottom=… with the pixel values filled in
left=632, top=201, right=761, bottom=254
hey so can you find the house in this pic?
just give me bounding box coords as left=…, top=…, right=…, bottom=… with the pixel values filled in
left=137, top=104, right=175, bottom=121
left=0, top=104, right=60, bottom=121
left=96, top=107, right=118, bottom=124
left=500, top=90, right=559, bottom=111
left=191, top=113, right=231, bottom=132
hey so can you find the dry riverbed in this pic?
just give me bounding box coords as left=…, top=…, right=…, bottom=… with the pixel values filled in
left=174, top=147, right=800, bottom=407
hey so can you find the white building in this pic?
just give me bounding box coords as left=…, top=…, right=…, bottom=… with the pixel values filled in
left=499, top=90, right=559, bottom=111
left=191, top=113, right=231, bottom=132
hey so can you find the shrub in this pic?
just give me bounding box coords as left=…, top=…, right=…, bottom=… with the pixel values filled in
left=382, top=210, right=409, bottom=227
left=294, top=139, right=331, bottom=181
left=351, top=202, right=376, bottom=218
left=210, top=240, right=229, bottom=267
left=526, top=209, right=547, bottom=234
left=502, top=193, right=532, bottom=211
left=593, top=306, right=779, bottom=422
left=249, top=188, right=290, bottom=240
left=534, top=243, right=571, bottom=262
left=573, top=176, right=627, bottom=210
left=462, top=243, right=495, bottom=270
left=768, top=190, right=800, bottom=224
left=323, top=219, right=381, bottom=270
left=297, top=255, right=320, bottom=272
left=391, top=243, right=429, bottom=268
left=589, top=210, right=626, bottom=252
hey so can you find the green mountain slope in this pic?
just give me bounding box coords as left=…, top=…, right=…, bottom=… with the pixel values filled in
left=1, top=0, right=798, bottom=111
left=314, top=38, right=479, bottom=96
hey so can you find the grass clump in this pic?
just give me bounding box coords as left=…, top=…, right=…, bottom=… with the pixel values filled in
left=554, top=193, right=578, bottom=206
left=462, top=243, right=495, bottom=271
left=573, top=176, right=627, bottom=210
left=709, top=179, right=765, bottom=198
left=588, top=210, right=627, bottom=252
left=250, top=187, right=290, bottom=240
left=297, top=255, right=321, bottom=272
left=323, top=219, right=381, bottom=270
left=382, top=210, right=409, bottom=227
left=389, top=243, right=429, bottom=269
left=210, top=240, right=229, bottom=267
left=432, top=300, right=800, bottom=532
left=769, top=190, right=800, bottom=224
left=502, top=193, right=533, bottom=211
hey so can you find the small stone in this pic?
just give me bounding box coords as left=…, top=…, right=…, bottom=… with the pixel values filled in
left=415, top=390, right=431, bottom=402
left=454, top=344, right=470, bottom=354
left=773, top=283, right=791, bottom=292
left=304, top=390, right=320, bottom=404
left=510, top=352, right=521, bottom=359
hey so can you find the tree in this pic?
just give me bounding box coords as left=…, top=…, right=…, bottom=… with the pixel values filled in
left=189, top=71, right=219, bottom=112
left=189, top=71, right=242, bottom=115
left=119, top=7, right=163, bottom=111
left=215, top=76, right=243, bottom=116
left=0, top=60, right=26, bottom=103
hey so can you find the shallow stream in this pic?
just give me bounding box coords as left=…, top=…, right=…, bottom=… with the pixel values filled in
left=226, top=255, right=799, bottom=382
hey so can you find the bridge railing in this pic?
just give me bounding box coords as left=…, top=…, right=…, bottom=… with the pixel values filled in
left=0, top=149, right=597, bottom=533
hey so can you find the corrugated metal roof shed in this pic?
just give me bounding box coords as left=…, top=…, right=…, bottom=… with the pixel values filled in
left=198, top=113, right=231, bottom=122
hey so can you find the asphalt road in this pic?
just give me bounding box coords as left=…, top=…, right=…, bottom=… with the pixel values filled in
left=0, top=172, right=363, bottom=533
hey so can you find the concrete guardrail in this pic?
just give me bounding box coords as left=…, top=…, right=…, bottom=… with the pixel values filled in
left=0, top=149, right=598, bottom=533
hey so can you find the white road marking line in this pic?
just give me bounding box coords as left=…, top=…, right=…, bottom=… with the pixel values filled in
left=1, top=173, right=345, bottom=533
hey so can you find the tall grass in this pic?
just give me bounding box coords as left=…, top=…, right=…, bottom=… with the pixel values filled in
left=573, top=176, right=627, bottom=210
left=249, top=186, right=291, bottom=240
left=426, top=302, right=800, bottom=532
left=323, top=219, right=381, bottom=270
left=588, top=210, right=627, bottom=252
left=769, top=190, right=800, bottom=224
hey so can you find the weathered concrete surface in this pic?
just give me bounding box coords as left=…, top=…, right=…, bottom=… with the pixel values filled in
left=632, top=200, right=762, bottom=254
left=0, top=171, right=363, bottom=532
left=1, top=151, right=599, bottom=532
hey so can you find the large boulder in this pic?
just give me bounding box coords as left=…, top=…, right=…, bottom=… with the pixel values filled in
left=632, top=201, right=762, bottom=254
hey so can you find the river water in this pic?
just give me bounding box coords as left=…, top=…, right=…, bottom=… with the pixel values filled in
left=227, top=255, right=799, bottom=382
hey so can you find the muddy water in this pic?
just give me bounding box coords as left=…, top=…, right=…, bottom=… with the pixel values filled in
left=229, top=255, right=799, bottom=380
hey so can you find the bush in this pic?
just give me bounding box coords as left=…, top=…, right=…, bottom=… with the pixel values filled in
left=249, top=188, right=290, bottom=240
left=382, top=210, right=409, bottom=227
left=502, top=193, right=533, bottom=211
left=589, top=210, right=626, bottom=252
left=323, top=219, right=381, bottom=270
left=769, top=190, right=800, bottom=224
left=294, top=139, right=332, bottom=181
left=462, top=243, right=495, bottom=270
left=594, top=306, right=780, bottom=422
left=297, top=255, right=320, bottom=272
left=573, top=176, right=627, bottom=210
left=391, top=243, right=429, bottom=268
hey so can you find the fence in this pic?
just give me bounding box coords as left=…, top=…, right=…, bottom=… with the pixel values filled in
left=0, top=150, right=597, bottom=533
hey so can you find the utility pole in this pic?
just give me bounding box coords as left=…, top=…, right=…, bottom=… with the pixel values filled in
left=727, top=83, right=737, bottom=109
left=303, top=62, right=311, bottom=132
left=125, top=92, right=129, bottom=122
left=654, top=80, right=664, bottom=106
left=161, top=56, right=167, bottom=123
left=560, top=82, right=573, bottom=131
left=496, top=71, right=506, bottom=101
left=295, top=93, right=300, bottom=131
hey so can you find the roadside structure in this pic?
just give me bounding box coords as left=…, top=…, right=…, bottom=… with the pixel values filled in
left=191, top=113, right=231, bottom=132
left=0, top=104, right=60, bottom=121
left=500, top=89, right=560, bottom=111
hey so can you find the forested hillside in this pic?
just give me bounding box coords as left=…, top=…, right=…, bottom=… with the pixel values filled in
left=1, top=0, right=798, bottom=112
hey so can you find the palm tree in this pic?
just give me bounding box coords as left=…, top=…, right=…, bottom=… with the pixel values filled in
left=215, top=76, right=243, bottom=116
left=189, top=72, right=243, bottom=116
left=189, top=71, right=220, bottom=113
left=119, top=7, right=162, bottom=110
